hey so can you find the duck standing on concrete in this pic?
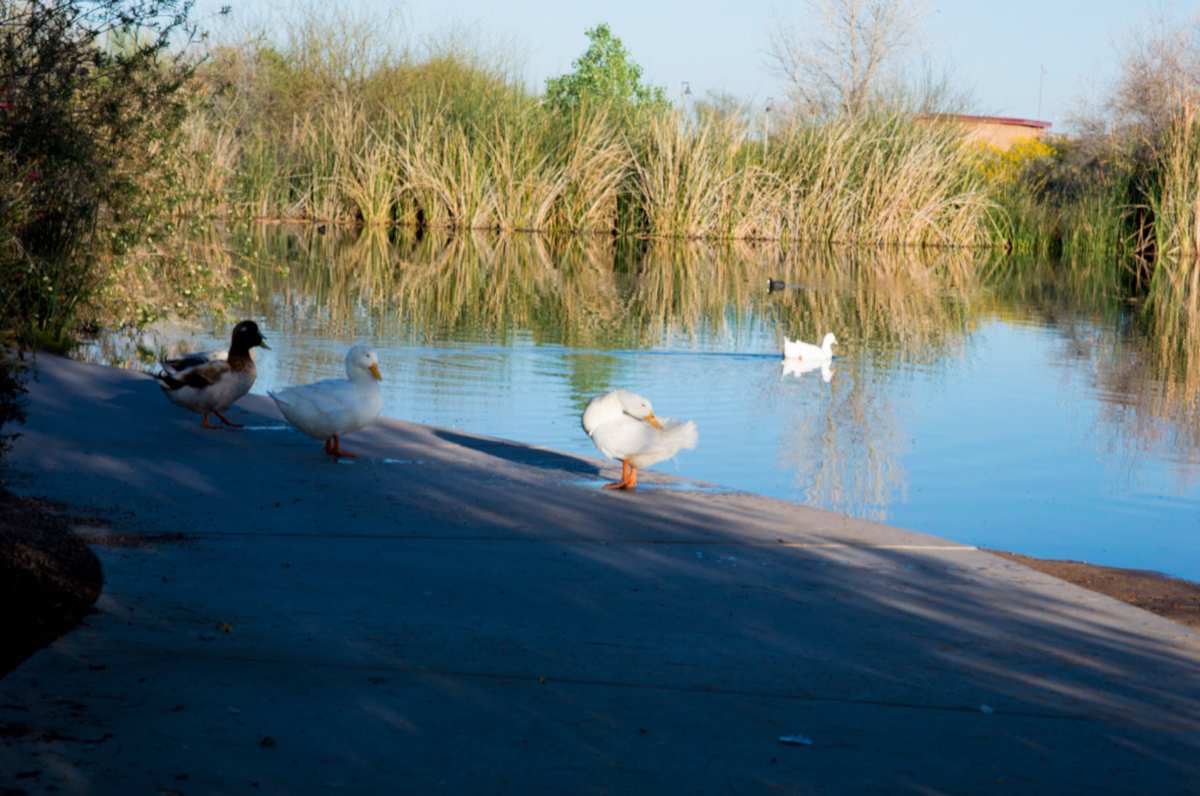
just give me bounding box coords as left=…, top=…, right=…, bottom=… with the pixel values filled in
left=156, top=320, right=269, bottom=429
left=581, top=389, right=698, bottom=490
left=783, top=332, right=837, bottom=364
left=269, top=345, right=383, bottom=459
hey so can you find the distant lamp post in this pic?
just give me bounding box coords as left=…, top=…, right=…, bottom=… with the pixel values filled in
left=763, top=97, right=773, bottom=157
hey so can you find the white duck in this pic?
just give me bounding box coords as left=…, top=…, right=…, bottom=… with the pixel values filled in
left=783, top=332, right=837, bottom=364
left=156, top=320, right=269, bottom=428
left=581, top=390, right=698, bottom=490
left=269, top=345, right=383, bottom=458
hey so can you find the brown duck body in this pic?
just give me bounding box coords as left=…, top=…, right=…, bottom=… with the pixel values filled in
left=156, top=321, right=268, bottom=428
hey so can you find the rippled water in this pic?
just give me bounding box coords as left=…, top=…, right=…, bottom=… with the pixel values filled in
left=85, top=228, right=1200, bottom=580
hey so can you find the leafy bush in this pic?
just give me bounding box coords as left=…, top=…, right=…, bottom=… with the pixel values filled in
left=0, top=348, right=25, bottom=459
left=0, top=0, right=198, bottom=349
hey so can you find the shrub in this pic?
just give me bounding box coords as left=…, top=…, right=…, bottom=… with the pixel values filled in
left=0, top=0, right=199, bottom=349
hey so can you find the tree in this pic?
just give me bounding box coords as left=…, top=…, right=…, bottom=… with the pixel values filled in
left=0, top=0, right=199, bottom=346
left=544, top=23, right=667, bottom=115
left=1108, top=12, right=1200, bottom=138
left=766, top=0, right=925, bottom=117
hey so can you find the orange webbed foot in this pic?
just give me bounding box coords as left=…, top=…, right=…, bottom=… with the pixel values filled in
left=601, top=461, right=637, bottom=490
left=214, top=410, right=244, bottom=428
left=325, top=434, right=357, bottom=459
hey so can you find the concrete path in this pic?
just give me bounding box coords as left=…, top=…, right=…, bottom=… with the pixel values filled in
left=2, top=354, right=1199, bottom=794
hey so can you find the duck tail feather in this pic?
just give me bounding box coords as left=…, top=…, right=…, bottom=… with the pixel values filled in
left=154, top=370, right=184, bottom=390
left=664, top=419, right=699, bottom=452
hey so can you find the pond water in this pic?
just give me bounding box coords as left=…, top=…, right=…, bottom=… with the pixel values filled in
left=85, top=228, right=1200, bottom=580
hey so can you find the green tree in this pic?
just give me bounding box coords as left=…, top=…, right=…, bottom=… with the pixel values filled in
left=544, top=24, right=667, bottom=115
left=0, top=0, right=199, bottom=349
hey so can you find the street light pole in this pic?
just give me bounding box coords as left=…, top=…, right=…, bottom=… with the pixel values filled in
left=763, top=97, right=773, bottom=158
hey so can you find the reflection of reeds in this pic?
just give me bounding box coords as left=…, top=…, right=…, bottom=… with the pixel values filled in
left=1135, top=271, right=1200, bottom=455
left=232, top=226, right=983, bottom=357
left=986, top=254, right=1200, bottom=472
left=778, top=364, right=908, bottom=523
left=765, top=247, right=979, bottom=364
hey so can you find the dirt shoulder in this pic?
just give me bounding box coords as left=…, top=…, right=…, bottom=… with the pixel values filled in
left=990, top=550, right=1200, bottom=630
left=0, top=487, right=103, bottom=677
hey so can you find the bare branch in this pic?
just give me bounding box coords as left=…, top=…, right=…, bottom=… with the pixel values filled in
left=765, top=0, right=926, bottom=117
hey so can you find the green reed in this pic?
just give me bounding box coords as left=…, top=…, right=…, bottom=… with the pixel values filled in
left=169, top=28, right=999, bottom=246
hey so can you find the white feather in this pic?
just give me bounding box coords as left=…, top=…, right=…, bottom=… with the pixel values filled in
left=783, top=332, right=837, bottom=363
left=582, top=390, right=698, bottom=469
left=269, top=345, right=383, bottom=441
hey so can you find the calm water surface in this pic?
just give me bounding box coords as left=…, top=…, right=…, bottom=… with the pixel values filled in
left=87, top=229, right=1200, bottom=580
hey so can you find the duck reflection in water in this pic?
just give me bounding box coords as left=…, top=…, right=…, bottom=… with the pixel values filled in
left=782, top=358, right=834, bottom=383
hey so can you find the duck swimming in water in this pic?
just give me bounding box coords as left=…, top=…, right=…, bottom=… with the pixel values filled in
left=783, top=332, right=837, bottom=364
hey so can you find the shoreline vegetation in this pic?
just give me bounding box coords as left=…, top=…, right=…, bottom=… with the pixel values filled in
left=0, top=4, right=1198, bottom=354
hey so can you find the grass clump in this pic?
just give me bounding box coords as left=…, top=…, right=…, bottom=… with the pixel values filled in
left=162, top=13, right=996, bottom=245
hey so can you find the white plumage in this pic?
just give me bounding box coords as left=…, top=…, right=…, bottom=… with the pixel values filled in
left=582, top=390, right=698, bottom=490
left=269, top=345, right=383, bottom=458
left=783, top=332, right=837, bottom=364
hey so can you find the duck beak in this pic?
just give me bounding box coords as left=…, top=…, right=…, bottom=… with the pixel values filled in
left=645, top=412, right=664, bottom=430
left=369, top=363, right=382, bottom=381
left=259, top=338, right=271, bottom=350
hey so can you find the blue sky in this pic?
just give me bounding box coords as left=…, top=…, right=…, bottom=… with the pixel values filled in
left=200, top=1, right=1190, bottom=130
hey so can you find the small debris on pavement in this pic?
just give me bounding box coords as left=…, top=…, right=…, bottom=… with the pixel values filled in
left=778, top=734, right=813, bottom=746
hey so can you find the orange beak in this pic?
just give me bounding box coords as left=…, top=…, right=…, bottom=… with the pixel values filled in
left=369, top=363, right=382, bottom=381
left=645, top=412, right=664, bottom=430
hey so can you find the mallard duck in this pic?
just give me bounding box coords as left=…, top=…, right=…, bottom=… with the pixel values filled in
left=155, top=320, right=269, bottom=428
left=269, top=345, right=383, bottom=458
left=783, top=332, right=836, bottom=364
left=581, top=389, right=698, bottom=490
left=767, top=278, right=787, bottom=292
